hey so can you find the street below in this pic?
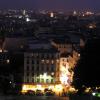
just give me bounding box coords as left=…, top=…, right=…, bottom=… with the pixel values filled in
left=0, top=95, right=69, bottom=100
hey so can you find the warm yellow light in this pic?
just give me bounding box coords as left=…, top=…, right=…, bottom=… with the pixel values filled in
left=22, top=84, right=66, bottom=95
left=69, top=87, right=76, bottom=92
left=85, top=87, right=92, bottom=93
left=60, top=62, right=71, bottom=85
left=43, top=73, right=47, bottom=78
left=36, top=85, right=44, bottom=91
left=48, top=85, right=54, bottom=90
left=55, top=84, right=63, bottom=91
left=22, top=84, right=35, bottom=92
left=88, top=23, right=96, bottom=29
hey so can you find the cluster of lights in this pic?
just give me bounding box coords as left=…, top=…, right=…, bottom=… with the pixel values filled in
left=59, top=59, right=73, bottom=86
left=88, top=23, right=96, bottom=29
left=85, top=11, right=94, bottom=15
left=84, top=87, right=92, bottom=93
left=22, top=84, right=63, bottom=94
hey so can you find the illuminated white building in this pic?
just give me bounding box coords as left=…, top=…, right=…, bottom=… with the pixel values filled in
left=24, top=48, right=60, bottom=84
left=22, top=40, right=80, bottom=94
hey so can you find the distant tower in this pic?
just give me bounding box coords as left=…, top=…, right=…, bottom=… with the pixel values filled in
left=23, top=10, right=26, bottom=16
left=50, top=12, right=54, bottom=18
left=73, top=11, right=77, bottom=16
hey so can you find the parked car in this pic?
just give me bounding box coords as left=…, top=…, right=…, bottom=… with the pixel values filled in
left=35, top=90, right=44, bottom=96
left=25, top=90, right=35, bottom=95
left=44, top=89, right=55, bottom=96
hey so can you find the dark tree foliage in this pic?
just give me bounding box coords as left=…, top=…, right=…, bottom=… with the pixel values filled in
left=73, top=38, right=100, bottom=91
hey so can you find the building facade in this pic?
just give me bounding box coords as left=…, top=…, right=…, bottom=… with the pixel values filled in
left=24, top=48, right=60, bottom=85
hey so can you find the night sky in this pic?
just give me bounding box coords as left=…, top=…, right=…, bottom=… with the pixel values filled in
left=0, top=0, right=100, bottom=12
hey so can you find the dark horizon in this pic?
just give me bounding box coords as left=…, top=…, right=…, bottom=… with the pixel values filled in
left=0, top=0, right=100, bottom=12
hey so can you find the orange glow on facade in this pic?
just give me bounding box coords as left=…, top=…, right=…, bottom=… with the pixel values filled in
left=59, top=58, right=72, bottom=85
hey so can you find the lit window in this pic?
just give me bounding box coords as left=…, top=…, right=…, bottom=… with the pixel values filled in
left=41, top=60, right=44, bottom=63
left=56, top=60, right=59, bottom=63
left=51, top=72, right=54, bottom=76
left=0, top=49, right=2, bottom=52
left=46, top=60, right=49, bottom=63
left=7, top=59, right=10, bottom=64
left=51, top=60, right=54, bottom=64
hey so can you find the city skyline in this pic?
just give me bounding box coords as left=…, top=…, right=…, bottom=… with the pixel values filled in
left=0, top=0, right=100, bottom=12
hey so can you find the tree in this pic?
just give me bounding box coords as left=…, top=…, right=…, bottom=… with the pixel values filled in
left=73, top=38, right=100, bottom=93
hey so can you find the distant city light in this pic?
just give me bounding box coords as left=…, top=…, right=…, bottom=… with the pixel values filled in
left=9, top=81, right=12, bottom=84
left=26, top=18, right=30, bottom=22
left=18, top=16, right=22, bottom=19
left=73, top=11, right=77, bottom=16
left=88, top=23, right=96, bottom=29
left=50, top=12, right=54, bottom=18
left=23, top=10, right=26, bottom=16
left=85, top=11, right=94, bottom=15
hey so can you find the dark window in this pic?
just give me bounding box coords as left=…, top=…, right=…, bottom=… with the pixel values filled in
left=51, top=79, right=54, bottom=83
left=51, top=66, right=54, bottom=71
left=32, top=60, right=34, bottom=64
left=46, top=66, right=49, bottom=71
left=32, top=72, right=34, bottom=76
left=27, top=78, right=29, bottom=82
left=27, top=66, right=29, bottom=71
left=41, top=66, right=44, bottom=71
left=41, top=54, right=44, bottom=58
left=27, top=72, right=29, bottom=76
left=46, top=79, right=49, bottom=83
left=36, top=65, right=39, bottom=71
left=36, top=60, right=39, bottom=64
left=32, top=66, right=34, bottom=71
left=37, top=78, right=40, bottom=83
left=27, top=59, right=29, bottom=64
left=32, top=78, right=34, bottom=82
left=51, top=55, right=54, bottom=59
